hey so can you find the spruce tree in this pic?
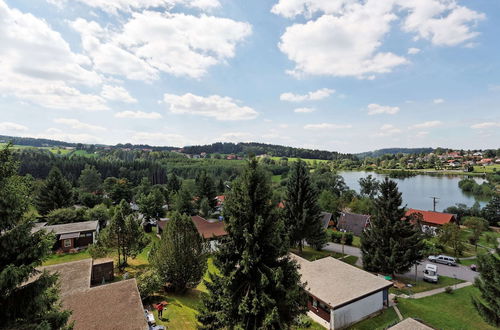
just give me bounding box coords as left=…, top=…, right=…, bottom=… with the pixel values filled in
left=472, top=248, right=500, bottom=327
left=195, top=171, right=217, bottom=210
left=78, top=164, right=102, bottom=193
left=361, top=177, right=424, bottom=276
left=0, top=144, right=71, bottom=328
left=284, top=159, right=326, bottom=252
left=36, top=167, right=73, bottom=215
left=150, top=212, right=207, bottom=292
left=482, top=196, right=500, bottom=227
left=198, top=159, right=306, bottom=329
left=172, top=187, right=194, bottom=215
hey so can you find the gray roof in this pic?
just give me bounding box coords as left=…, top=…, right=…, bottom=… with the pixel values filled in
left=291, top=254, right=392, bottom=309
left=338, top=212, right=370, bottom=236
left=33, top=221, right=98, bottom=236
left=389, top=318, right=434, bottom=330
left=320, top=212, right=332, bottom=229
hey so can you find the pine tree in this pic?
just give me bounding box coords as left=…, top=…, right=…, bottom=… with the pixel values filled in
left=166, top=173, right=181, bottom=195
left=172, top=187, right=194, bottom=215
left=198, top=159, right=306, bottom=329
left=0, top=144, right=71, bottom=328
left=36, top=167, right=73, bottom=215
left=361, top=177, right=424, bottom=276
left=195, top=171, right=217, bottom=210
left=78, top=164, right=102, bottom=193
left=482, top=196, right=500, bottom=227
left=150, top=212, right=207, bottom=292
left=284, top=159, right=326, bottom=252
left=472, top=248, right=500, bottom=327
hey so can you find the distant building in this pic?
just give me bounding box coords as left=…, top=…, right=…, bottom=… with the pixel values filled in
left=405, top=209, right=457, bottom=235
left=319, top=212, right=333, bottom=230
left=291, top=254, right=392, bottom=329
left=32, top=221, right=99, bottom=252
left=337, top=212, right=371, bottom=237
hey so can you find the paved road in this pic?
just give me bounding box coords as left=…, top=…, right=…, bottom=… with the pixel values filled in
left=323, top=243, right=479, bottom=282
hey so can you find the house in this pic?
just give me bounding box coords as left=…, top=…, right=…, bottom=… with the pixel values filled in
left=337, top=212, right=371, bottom=237
left=32, top=221, right=99, bottom=252
left=479, top=158, right=493, bottom=165
left=215, top=195, right=225, bottom=210
left=389, top=318, right=433, bottom=330
left=291, top=254, right=392, bottom=329
left=405, top=209, right=457, bottom=235
left=319, top=212, right=333, bottom=229
left=35, top=259, right=147, bottom=330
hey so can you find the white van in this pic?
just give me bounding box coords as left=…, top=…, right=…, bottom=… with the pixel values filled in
left=423, top=264, right=438, bottom=283
left=428, top=255, right=457, bottom=266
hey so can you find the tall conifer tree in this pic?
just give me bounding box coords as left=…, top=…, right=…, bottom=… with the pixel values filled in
left=36, top=167, right=73, bottom=215
left=361, top=177, right=424, bottom=276
left=472, top=248, right=500, bottom=326
left=198, top=159, right=306, bottom=329
left=284, top=159, right=326, bottom=252
left=0, top=145, right=71, bottom=328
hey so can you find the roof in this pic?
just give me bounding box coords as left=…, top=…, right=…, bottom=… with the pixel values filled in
left=39, top=259, right=147, bottom=330
left=191, top=216, right=227, bottom=239
left=319, top=212, right=332, bottom=229
left=389, top=318, right=434, bottom=330
left=405, top=209, right=456, bottom=226
left=291, top=254, right=392, bottom=309
left=338, top=212, right=370, bottom=236
left=33, top=221, right=98, bottom=235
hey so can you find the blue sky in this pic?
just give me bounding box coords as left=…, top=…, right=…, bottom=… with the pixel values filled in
left=0, top=0, right=499, bottom=153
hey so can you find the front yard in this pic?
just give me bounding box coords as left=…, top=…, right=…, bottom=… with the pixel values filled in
left=290, top=246, right=359, bottom=265
left=389, top=275, right=464, bottom=296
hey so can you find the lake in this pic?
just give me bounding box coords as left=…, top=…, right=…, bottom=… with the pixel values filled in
left=338, top=171, right=487, bottom=212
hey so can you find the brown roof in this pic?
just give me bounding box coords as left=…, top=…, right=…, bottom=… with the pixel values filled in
left=405, top=209, right=456, bottom=226
left=338, top=212, right=370, bottom=236
left=39, top=259, right=147, bottom=330
left=191, top=216, right=227, bottom=239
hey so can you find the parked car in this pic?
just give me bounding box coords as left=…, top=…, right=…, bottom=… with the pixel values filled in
left=428, top=255, right=457, bottom=266
left=423, top=264, right=438, bottom=283
left=470, top=264, right=477, bottom=272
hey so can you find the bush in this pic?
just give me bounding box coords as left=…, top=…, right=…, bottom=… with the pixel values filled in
left=344, top=232, right=354, bottom=245
left=330, top=231, right=343, bottom=243
left=444, top=286, right=453, bottom=294
left=294, top=315, right=312, bottom=328
left=137, top=270, right=162, bottom=301
left=46, top=207, right=87, bottom=225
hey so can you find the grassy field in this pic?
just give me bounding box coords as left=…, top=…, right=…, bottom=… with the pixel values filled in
left=389, top=275, right=464, bottom=296
left=269, top=156, right=331, bottom=165
left=349, top=307, right=399, bottom=330
left=43, top=249, right=91, bottom=266
left=290, top=246, right=359, bottom=265
left=397, top=286, right=497, bottom=330
left=473, top=165, right=500, bottom=173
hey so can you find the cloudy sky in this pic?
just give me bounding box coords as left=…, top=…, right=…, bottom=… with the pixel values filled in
left=1, top=0, right=499, bottom=153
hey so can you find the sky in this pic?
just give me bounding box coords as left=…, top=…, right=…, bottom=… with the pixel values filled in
left=0, top=0, right=499, bottom=153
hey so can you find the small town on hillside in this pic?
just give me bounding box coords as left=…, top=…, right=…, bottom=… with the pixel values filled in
left=1, top=0, right=500, bottom=329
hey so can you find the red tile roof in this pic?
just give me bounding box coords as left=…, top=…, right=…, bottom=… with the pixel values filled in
left=405, top=209, right=456, bottom=226
left=191, top=216, right=227, bottom=239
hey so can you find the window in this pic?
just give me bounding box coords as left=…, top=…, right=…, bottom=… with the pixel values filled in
left=312, top=299, right=318, bottom=308
left=63, top=239, right=71, bottom=248
left=86, top=233, right=92, bottom=237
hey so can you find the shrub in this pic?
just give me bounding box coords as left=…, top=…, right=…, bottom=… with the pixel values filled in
left=137, top=270, right=162, bottom=301
left=344, top=232, right=354, bottom=245
left=444, top=286, right=453, bottom=294
left=330, top=231, right=343, bottom=243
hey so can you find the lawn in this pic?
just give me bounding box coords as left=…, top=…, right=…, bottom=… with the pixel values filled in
left=389, top=275, right=464, bottom=296
left=290, top=246, right=359, bottom=265
left=397, top=286, right=497, bottom=330
left=349, top=307, right=399, bottom=330
left=473, top=165, right=500, bottom=173
left=269, top=156, right=330, bottom=165
left=43, top=249, right=91, bottom=266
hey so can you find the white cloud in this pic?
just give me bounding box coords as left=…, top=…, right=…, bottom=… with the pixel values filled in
left=471, top=122, right=500, bottom=129
left=408, top=47, right=421, bottom=55
left=54, top=118, right=105, bottom=131
left=416, top=131, right=429, bottom=137
left=367, top=103, right=400, bottom=115
left=376, top=124, right=402, bottom=136
left=218, top=132, right=253, bottom=142
left=433, top=98, right=445, bottom=104
left=101, top=85, right=137, bottom=103
left=410, top=120, right=442, bottom=129
left=304, top=123, right=352, bottom=130
left=37, top=130, right=102, bottom=144
left=130, top=132, right=187, bottom=147
left=114, top=111, right=162, bottom=119
left=48, top=0, right=220, bottom=14
left=0, top=122, right=28, bottom=132
left=294, top=107, right=315, bottom=113
left=164, top=93, right=258, bottom=121
left=0, top=1, right=107, bottom=111
left=280, top=88, right=335, bottom=102
left=273, top=0, right=484, bottom=78
left=70, top=12, right=251, bottom=80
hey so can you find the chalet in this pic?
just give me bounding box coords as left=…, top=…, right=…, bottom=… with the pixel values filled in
left=157, top=216, right=227, bottom=239
left=32, top=221, right=99, bottom=252
left=35, top=259, right=147, bottom=330
left=292, top=254, right=392, bottom=329
left=337, top=212, right=371, bottom=237
left=479, top=158, right=494, bottom=165
left=405, top=209, right=457, bottom=235
left=320, top=212, right=333, bottom=229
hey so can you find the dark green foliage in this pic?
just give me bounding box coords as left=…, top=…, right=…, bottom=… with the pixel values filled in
left=150, top=212, right=207, bottom=293
left=103, top=177, right=133, bottom=204
left=86, top=204, right=111, bottom=228
left=172, top=187, right=194, bottom=215
left=137, top=269, right=162, bottom=301
left=195, top=171, right=217, bottom=210
left=359, top=175, right=380, bottom=198
left=463, top=216, right=489, bottom=249
left=284, top=160, right=327, bottom=251
left=78, top=164, right=102, bottom=193
left=46, top=207, right=87, bottom=225
left=97, top=200, right=148, bottom=268
left=344, top=232, right=354, bottom=245
left=330, top=231, right=343, bottom=243
left=36, top=167, right=73, bottom=215
left=198, top=159, right=307, bottom=329
left=166, top=173, right=181, bottom=194
left=472, top=248, right=500, bottom=326
left=77, top=191, right=103, bottom=208
left=482, top=196, right=500, bottom=226
left=361, top=177, right=424, bottom=276
left=0, top=144, right=70, bottom=329
left=438, top=223, right=465, bottom=257
left=318, top=190, right=341, bottom=215
left=138, top=189, right=165, bottom=222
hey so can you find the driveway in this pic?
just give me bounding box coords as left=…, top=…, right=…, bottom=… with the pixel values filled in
left=323, top=242, right=479, bottom=282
